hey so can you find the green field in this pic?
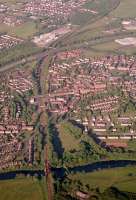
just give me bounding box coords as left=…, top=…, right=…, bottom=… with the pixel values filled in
left=0, top=178, right=47, bottom=200
left=69, top=166, right=136, bottom=192
left=58, top=123, right=81, bottom=151
left=0, top=21, right=37, bottom=39
left=70, top=0, right=119, bottom=26
left=0, top=0, right=25, bottom=5
left=92, top=41, right=121, bottom=52
left=110, top=0, right=136, bottom=18
left=9, top=22, right=37, bottom=39
left=0, top=0, right=19, bottom=4
left=71, top=12, right=92, bottom=26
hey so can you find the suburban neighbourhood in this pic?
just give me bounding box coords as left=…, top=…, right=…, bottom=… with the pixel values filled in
left=0, top=0, right=136, bottom=200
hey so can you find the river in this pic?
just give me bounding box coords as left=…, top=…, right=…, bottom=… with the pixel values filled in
left=0, top=160, right=136, bottom=180
left=53, top=160, right=136, bottom=178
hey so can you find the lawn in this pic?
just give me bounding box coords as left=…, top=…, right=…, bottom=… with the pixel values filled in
left=69, top=166, right=136, bottom=192
left=0, top=177, right=47, bottom=200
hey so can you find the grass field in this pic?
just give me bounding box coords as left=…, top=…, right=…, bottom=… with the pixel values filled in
left=71, top=0, right=111, bottom=26
left=58, top=124, right=81, bottom=151
left=92, top=41, right=121, bottom=52
left=0, top=0, right=19, bottom=4
left=116, top=180, right=136, bottom=193
left=0, top=0, right=25, bottom=5
left=0, top=21, right=37, bottom=39
left=71, top=12, right=92, bottom=26
left=116, top=45, right=136, bottom=55
left=69, top=166, right=136, bottom=192
left=127, top=140, right=136, bottom=151
left=9, top=22, right=37, bottom=39
left=0, top=177, right=47, bottom=200
left=110, top=0, right=136, bottom=18
left=83, top=49, right=106, bottom=57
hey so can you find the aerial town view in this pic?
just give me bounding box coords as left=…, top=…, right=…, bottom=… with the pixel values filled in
left=0, top=0, right=136, bottom=199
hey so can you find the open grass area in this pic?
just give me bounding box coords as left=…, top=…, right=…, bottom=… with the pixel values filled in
left=116, top=179, right=136, bottom=193
left=83, top=49, right=106, bottom=57
left=0, top=21, right=37, bottom=39
left=92, top=41, right=121, bottom=52
left=116, top=45, right=136, bottom=55
left=9, top=22, right=37, bottom=39
left=0, top=0, right=20, bottom=4
left=69, top=166, right=136, bottom=192
left=58, top=124, right=81, bottom=151
left=0, top=0, right=26, bottom=6
left=93, top=41, right=120, bottom=51
left=84, top=0, right=116, bottom=13
left=0, top=177, right=47, bottom=200
left=127, top=140, right=136, bottom=152
left=71, top=12, right=92, bottom=26
left=110, top=0, right=136, bottom=18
